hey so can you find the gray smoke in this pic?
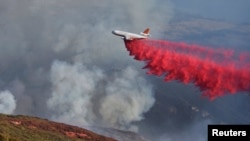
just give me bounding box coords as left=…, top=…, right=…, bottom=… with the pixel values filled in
left=47, top=60, right=104, bottom=126
left=0, top=0, right=172, bottom=129
left=99, top=66, right=154, bottom=131
left=48, top=60, right=154, bottom=132
left=0, top=0, right=250, bottom=141
left=0, top=90, right=16, bottom=114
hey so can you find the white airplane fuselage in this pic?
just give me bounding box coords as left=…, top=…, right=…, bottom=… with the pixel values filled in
left=112, top=28, right=150, bottom=40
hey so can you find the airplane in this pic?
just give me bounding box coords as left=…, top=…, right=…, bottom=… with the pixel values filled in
left=112, top=28, right=150, bottom=40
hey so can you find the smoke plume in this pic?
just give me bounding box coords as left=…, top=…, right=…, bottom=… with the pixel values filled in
left=0, top=90, right=16, bottom=114
left=47, top=60, right=104, bottom=125
left=1, top=0, right=250, bottom=141
left=0, top=0, right=172, bottom=131
left=48, top=60, right=154, bottom=131
left=99, top=66, right=155, bottom=131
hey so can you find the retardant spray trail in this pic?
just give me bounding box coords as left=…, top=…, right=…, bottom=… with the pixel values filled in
left=124, top=39, right=250, bottom=100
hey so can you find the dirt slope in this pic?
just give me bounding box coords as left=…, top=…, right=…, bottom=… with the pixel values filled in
left=0, top=114, right=117, bottom=141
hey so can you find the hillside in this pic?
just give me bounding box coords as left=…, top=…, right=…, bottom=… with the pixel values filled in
left=0, top=114, right=117, bottom=141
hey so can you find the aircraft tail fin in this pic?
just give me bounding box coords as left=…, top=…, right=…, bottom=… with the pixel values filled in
left=140, top=28, right=150, bottom=37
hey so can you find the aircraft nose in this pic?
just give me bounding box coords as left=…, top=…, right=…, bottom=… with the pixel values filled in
left=112, top=30, right=117, bottom=34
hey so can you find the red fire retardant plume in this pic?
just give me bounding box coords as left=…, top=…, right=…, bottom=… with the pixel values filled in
left=124, top=39, right=250, bottom=100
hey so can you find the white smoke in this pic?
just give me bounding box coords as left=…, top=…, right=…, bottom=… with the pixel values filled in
left=39, top=0, right=170, bottom=133
left=47, top=60, right=155, bottom=131
left=47, top=60, right=104, bottom=125
left=100, top=67, right=155, bottom=131
left=1, top=1, right=250, bottom=141
left=0, top=0, right=173, bottom=137
left=0, top=90, right=16, bottom=114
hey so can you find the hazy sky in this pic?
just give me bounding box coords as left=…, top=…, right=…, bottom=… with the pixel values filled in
left=0, top=1, right=249, bottom=141
left=172, top=0, right=250, bottom=23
